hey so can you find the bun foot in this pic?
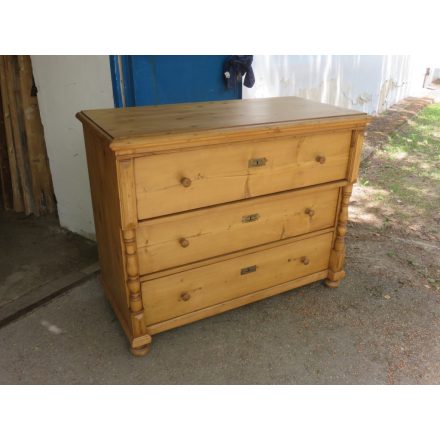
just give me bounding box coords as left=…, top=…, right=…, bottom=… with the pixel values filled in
left=325, top=268, right=345, bottom=288
left=130, top=343, right=151, bottom=357
left=324, top=278, right=340, bottom=288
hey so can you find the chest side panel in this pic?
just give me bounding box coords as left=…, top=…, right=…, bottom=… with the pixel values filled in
left=83, top=126, right=130, bottom=325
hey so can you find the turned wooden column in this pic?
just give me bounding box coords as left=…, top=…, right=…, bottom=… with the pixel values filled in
left=325, top=128, right=365, bottom=288
left=122, top=227, right=152, bottom=356
left=325, top=184, right=352, bottom=288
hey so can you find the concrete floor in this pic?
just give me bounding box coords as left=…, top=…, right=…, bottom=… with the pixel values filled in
left=0, top=210, right=97, bottom=316
left=1, top=222, right=439, bottom=384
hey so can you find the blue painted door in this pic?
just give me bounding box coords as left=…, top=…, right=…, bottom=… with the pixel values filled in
left=110, top=55, right=242, bottom=107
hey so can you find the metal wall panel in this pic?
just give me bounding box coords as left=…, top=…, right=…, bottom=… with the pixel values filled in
left=110, top=55, right=241, bottom=107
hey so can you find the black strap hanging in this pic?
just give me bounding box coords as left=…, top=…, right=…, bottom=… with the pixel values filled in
left=223, top=56, right=255, bottom=89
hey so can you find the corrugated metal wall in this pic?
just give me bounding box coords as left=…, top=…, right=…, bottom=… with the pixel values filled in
left=243, top=55, right=427, bottom=115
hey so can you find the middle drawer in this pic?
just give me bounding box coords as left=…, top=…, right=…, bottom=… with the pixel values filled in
left=136, top=184, right=340, bottom=275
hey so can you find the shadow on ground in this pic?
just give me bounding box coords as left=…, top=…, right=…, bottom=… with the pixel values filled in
left=0, top=211, right=98, bottom=310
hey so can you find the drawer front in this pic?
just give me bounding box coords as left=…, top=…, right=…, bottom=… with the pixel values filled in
left=137, top=186, right=339, bottom=274
left=141, top=232, right=333, bottom=325
left=135, top=131, right=352, bottom=219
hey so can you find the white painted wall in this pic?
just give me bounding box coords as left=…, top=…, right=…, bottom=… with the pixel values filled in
left=243, top=55, right=428, bottom=115
left=31, top=56, right=114, bottom=240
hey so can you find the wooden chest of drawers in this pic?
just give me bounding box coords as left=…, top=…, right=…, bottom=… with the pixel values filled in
left=77, top=96, right=370, bottom=356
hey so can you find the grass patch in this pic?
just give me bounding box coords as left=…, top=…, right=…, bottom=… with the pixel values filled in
left=358, top=103, right=440, bottom=239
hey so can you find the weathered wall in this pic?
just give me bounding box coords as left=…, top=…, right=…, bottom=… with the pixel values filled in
left=31, top=56, right=114, bottom=239
left=243, top=55, right=427, bottom=114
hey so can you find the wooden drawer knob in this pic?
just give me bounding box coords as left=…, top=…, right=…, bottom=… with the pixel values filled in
left=179, top=238, right=190, bottom=248
left=180, top=292, right=191, bottom=301
left=180, top=177, right=192, bottom=187
left=305, top=208, right=315, bottom=217
left=300, top=256, right=310, bottom=265
left=315, top=155, right=326, bottom=164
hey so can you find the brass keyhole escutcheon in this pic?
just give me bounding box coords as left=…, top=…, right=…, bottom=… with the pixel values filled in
left=300, top=256, right=310, bottom=265
left=180, top=177, right=192, bottom=187
left=305, top=208, right=315, bottom=217
left=248, top=157, right=267, bottom=168
left=180, top=292, right=191, bottom=301
left=240, top=265, right=257, bottom=275
left=242, top=213, right=260, bottom=223
left=315, top=155, right=326, bottom=164
left=179, top=238, right=190, bottom=248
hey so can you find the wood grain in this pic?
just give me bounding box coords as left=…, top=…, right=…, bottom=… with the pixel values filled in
left=0, top=56, right=23, bottom=212
left=82, top=126, right=131, bottom=326
left=347, top=129, right=366, bottom=183
left=139, top=227, right=336, bottom=282
left=135, top=131, right=352, bottom=219
left=121, top=227, right=150, bottom=347
left=0, top=56, right=55, bottom=215
left=4, top=56, right=34, bottom=215
left=16, top=56, right=56, bottom=214
left=147, top=270, right=328, bottom=335
left=81, top=96, right=366, bottom=140
left=117, top=159, right=138, bottom=228
left=136, top=184, right=340, bottom=274
left=326, top=184, right=352, bottom=287
left=141, top=231, right=333, bottom=325
left=76, top=97, right=370, bottom=155
left=0, top=83, right=13, bottom=209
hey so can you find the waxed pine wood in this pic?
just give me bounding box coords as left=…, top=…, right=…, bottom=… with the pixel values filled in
left=82, top=127, right=130, bottom=325
left=134, top=131, right=352, bottom=219
left=77, top=96, right=370, bottom=356
left=141, top=231, right=333, bottom=325
left=80, top=96, right=365, bottom=142
left=136, top=184, right=340, bottom=274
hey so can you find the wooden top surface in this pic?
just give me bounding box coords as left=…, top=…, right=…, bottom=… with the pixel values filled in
left=77, top=96, right=368, bottom=142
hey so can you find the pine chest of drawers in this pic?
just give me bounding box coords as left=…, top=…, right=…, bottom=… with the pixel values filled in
left=77, top=96, right=370, bottom=356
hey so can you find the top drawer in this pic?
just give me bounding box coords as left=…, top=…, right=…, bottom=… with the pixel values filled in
left=134, top=131, right=352, bottom=219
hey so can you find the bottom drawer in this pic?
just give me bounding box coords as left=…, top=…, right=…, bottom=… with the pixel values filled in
left=141, top=231, right=333, bottom=325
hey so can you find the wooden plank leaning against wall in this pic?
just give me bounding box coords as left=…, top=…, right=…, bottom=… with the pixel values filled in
left=0, top=55, right=56, bottom=215
left=0, top=83, right=13, bottom=210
